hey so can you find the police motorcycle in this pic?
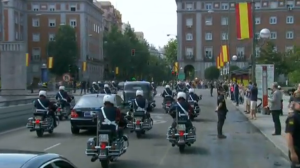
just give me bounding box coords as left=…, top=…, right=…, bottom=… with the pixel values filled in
left=56, top=95, right=73, bottom=120
left=162, top=92, right=176, bottom=113
left=85, top=109, right=129, bottom=168
left=126, top=100, right=153, bottom=138
left=188, top=95, right=201, bottom=120
left=167, top=105, right=196, bottom=153
left=26, top=100, right=59, bottom=137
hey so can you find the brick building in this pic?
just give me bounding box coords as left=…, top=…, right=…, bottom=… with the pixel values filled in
left=176, top=0, right=300, bottom=79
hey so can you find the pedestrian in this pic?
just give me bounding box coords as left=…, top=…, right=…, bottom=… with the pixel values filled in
left=80, top=80, right=86, bottom=95
left=285, top=92, right=300, bottom=168
left=210, top=82, right=214, bottom=97
left=250, top=83, right=258, bottom=120
left=266, top=83, right=283, bottom=135
left=278, top=85, right=284, bottom=116
left=216, top=89, right=228, bottom=139
left=234, top=82, right=239, bottom=106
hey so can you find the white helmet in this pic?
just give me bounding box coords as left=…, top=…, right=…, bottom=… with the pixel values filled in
left=177, top=92, right=186, bottom=99
left=103, top=95, right=114, bottom=105
left=98, top=81, right=101, bottom=83
left=104, top=84, right=109, bottom=88
left=151, top=82, right=154, bottom=84
left=136, top=90, right=143, bottom=96
left=39, top=90, right=47, bottom=97
left=112, top=81, right=115, bottom=83
left=165, top=85, right=170, bottom=88
left=189, top=88, right=194, bottom=93
left=59, top=86, right=65, bottom=90
left=186, top=82, right=190, bottom=86
left=92, top=81, right=96, bottom=84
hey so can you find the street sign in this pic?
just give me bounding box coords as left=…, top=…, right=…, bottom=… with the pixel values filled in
left=177, top=72, right=185, bottom=80
left=63, top=73, right=71, bottom=82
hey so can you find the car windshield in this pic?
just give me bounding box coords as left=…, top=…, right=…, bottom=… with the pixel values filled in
left=124, top=84, right=149, bottom=91
left=75, top=96, right=104, bottom=108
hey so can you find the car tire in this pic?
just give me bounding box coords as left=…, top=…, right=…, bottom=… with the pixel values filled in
left=71, top=126, right=80, bottom=134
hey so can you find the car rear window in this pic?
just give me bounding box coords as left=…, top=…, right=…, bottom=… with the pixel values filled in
left=124, top=84, right=149, bottom=91
left=75, top=96, right=104, bottom=108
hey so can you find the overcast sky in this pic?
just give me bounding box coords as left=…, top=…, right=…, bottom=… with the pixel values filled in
left=108, top=0, right=177, bottom=48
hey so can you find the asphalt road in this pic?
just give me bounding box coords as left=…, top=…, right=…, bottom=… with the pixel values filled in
left=0, top=87, right=291, bottom=168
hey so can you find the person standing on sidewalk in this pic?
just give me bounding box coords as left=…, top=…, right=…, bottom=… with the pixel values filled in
left=216, top=90, right=228, bottom=139
left=267, top=83, right=283, bottom=135
left=234, top=82, right=239, bottom=106
left=285, top=92, right=300, bottom=168
left=250, top=83, right=258, bottom=120
left=245, top=82, right=252, bottom=114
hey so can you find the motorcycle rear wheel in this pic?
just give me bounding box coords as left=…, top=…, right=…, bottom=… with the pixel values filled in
left=36, top=130, right=44, bottom=137
left=179, top=145, right=185, bottom=153
left=100, top=159, right=109, bottom=168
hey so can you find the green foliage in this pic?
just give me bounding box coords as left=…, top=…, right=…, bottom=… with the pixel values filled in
left=204, top=66, right=220, bottom=80
left=163, top=39, right=177, bottom=65
left=230, top=65, right=240, bottom=72
left=104, top=24, right=170, bottom=81
left=287, top=46, right=300, bottom=84
left=256, top=41, right=289, bottom=77
left=288, top=70, right=300, bottom=84
left=48, top=25, right=78, bottom=76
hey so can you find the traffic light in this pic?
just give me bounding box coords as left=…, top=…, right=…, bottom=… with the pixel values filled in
left=172, top=71, right=175, bottom=75
left=131, top=49, right=135, bottom=56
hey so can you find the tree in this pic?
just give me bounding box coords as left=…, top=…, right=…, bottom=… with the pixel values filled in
left=256, top=41, right=289, bottom=78
left=163, top=39, right=177, bottom=65
left=204, top=66, right=220, bottom=80
left=48, top=25, right=78, bottom=76
left=287, top=46, right=300, bottom=84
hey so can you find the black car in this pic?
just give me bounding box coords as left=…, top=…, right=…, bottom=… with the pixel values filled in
left=70, top=94, right=126, bottom=134
left=0, top=149, right=77, bottom=168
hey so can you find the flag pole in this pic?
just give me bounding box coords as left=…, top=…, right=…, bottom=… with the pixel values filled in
left=251, top=0, right=256, bottom=83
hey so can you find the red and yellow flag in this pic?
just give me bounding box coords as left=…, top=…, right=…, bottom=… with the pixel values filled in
left=221, top=45, right=229, bottom=62
left=25, top=53, right=30, bottom=66
left=220, top=53, right=224, bottom=67
left=235, top=2, right=253, bottom=39
left=48, top=57, right=53, bottom=68
left=216, top=56, right=220, bottom=69
left=82, top=62, right=87, bottom=72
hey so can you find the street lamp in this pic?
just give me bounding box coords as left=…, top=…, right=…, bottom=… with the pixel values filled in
left=232, top=55, right=237, bottom=61
left=251, top=28, right=270, bottom=83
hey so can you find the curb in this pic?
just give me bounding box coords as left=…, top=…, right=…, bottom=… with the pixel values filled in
left=227, top=99, right=289, bottom=159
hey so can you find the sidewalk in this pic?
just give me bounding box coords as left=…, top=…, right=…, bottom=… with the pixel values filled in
left=228, top=98, right=289, bottom=158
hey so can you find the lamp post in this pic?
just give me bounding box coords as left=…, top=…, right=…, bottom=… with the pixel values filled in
left=251, top=28, right=270, bottom=83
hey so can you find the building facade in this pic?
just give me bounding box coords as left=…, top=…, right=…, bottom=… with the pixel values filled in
left=176, top=0, right=300, bottom=79
left=2, top=0, right=105, bottom=82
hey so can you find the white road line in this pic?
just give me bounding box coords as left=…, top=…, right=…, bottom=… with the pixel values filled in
left=0, top=127, right=25, bottom=136
left=44, top=143, right=61, bottom=151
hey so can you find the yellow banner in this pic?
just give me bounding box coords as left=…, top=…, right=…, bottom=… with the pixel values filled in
left=48, top=57, right=53, bottom=68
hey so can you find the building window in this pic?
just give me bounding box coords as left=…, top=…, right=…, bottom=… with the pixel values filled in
left=32, top=18, right=39, bottom=27
left=185, top=48, right=193, bottom=58
left=32, top=33, right=40, bottom=42
left=221, top=17, right=228, bottom=25
left=255, top=2, right=261, bottom=9
left=186, top=33, right=193, bottom=41
left=286, top=46, right=293, bottom=53
left=270, top=2, right=278, bottom=8
left=15, top=32, right=19, bottom=40
left=204, top=47, right=213, bottom=59
left=186, top=3, right=193, bottom=10
left=70, top=19, right=77, bottom=28
left=255, top=17, right=260, bottom=25
left=49, top=33, right=55, bottom=41
left=286, top=16, right=294, bottom=24
left=32, top=48, right=41, bottom=61
left=221, top=3, right=229, bottom=10
left=205, top=17, right=212, bottom=25
left=205, top=33, right=212, bottom=40
left=236, top=47, right=245, bottom=58
left=186, top=18, right=193, bottom=26
left=205, top=3, right=213, bottom=10
left=48, top=19, right=56, bottom=27
left=32, top=4, right=39, bottom=11
left=286, top=31, right=294, bottom=39
left=15, top=17, right=18, bottom=24
left=221, top=32, right=228, bottom=40
left=70, top=4, right=77, bottom=11
left=270, top=32, right=277, bottom=39
left=49, top=4, right=56, bottom=11
left=255, top=47, right=260, bottom=57
left=269, top=16, right=277, bottom=24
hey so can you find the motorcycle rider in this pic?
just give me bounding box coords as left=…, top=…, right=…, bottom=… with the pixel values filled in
left=169, top=92, right=193, bottom=129
left=130, top=90, right=151, bottom=119
left=90, top=81, right=99, bottom=93
left=98, top=95, right=127, bottom=140
left=34, top=90, right=57, bottom=127
left=186, top=83, right=191, bottom=90
left=55, top=86, right=69, bottom=109
left=188, top=88, right=200, bottom=112
left=151, top=82, right=157, bottom=96
left=101, top=84, right=112, bottom=94
left=112, top=81, right=118, bottom=91
left=162, top=85, right=174, bottom=105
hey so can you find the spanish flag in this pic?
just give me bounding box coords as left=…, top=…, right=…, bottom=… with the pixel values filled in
left=221, top=45, right=229, bottom=62
left=48, top=57, right=53, bottom=68
left=235, top=2, right=253, bottom=39
left=220, top=53, right=224, bottom=67
left=217, top=56, right=220, bottom=69
left=82, top=62, right=87, bottom=72
left=25, top=53, right=29, bottom=66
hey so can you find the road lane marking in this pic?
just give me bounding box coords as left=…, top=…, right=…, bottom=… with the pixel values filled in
left=44, top=143, right=61, bottom=151
left=0, top=127, right=25, bottom=135
left=158, top=145, right=171, bottom=165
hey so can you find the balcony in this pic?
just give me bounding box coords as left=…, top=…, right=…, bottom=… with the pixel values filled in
left=183, top=54, right=195, bottom=61
left=203, top=54, right=215, bottom=62
left=234, top=53, right=247, bottom=62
